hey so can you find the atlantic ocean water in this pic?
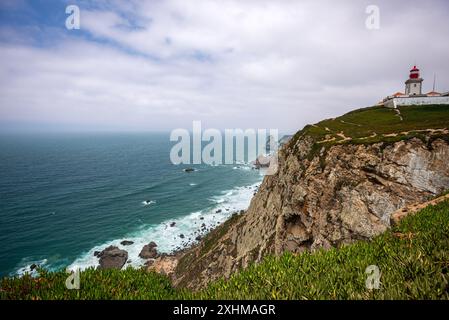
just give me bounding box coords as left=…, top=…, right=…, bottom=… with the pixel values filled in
left=0, top=132, right=263, bottom=277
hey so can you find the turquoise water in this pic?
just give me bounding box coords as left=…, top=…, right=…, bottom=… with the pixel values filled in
left=0, top=133, right=262, bottom=277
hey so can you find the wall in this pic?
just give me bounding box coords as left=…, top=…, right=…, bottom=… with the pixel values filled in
left=384, top=96, right=449, bottom=108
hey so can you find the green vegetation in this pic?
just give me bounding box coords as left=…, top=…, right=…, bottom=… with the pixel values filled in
left=288, top=104, right=449, bottom=159
left=2, top=199, right=449, bottom=300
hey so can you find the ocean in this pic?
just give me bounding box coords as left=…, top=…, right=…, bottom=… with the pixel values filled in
left=0, top=132, right=263, bottom=277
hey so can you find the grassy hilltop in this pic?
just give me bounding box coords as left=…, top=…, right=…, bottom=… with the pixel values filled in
left=296, top=104, right=449, bottom=143
left=288, top=104, right=449, bottom=159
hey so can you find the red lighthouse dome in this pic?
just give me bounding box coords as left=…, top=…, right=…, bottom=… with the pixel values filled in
left=409, top=66, right=420, bottom=79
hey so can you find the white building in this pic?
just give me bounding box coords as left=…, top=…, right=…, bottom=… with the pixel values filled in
left=382, top=66, right=449, bottom=108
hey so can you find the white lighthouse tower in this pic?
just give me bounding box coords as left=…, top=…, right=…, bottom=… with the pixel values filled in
left=405, top=65, right=423, bottom=95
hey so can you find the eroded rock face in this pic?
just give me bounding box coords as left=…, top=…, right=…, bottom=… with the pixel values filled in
left=174, top=137, right=449, bottom=290
left=97, top=246, right=128, bottom=270
left=148, top=256, right=178, bottom=276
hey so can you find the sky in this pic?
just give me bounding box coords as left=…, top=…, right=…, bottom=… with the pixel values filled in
left=0, top=0, right=448, bottom=133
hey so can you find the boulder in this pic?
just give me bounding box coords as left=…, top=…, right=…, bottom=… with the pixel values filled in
left=139, top=242, right=159, bottom=259
left=120, top=240, right=134, bottom=246
left=97, top=246, right=128, bottom=270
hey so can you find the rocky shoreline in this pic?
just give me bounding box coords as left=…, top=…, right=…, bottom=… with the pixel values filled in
left=93, top=208, right=249, bottom=274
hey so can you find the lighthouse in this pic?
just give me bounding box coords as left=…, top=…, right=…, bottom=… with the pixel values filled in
left=405, top=66, right=423, bottom=95
left=382, top=65, right=449, bottom=108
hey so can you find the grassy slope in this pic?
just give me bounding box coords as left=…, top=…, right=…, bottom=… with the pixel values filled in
left=303, top=104, right=449, bottom=140
left=2, top=199, right=449, bottom=300
left=288, top=104, right=449, bottom=159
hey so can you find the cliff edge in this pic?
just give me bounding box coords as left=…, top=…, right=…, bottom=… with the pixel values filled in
left=172, top=104, right=449, bottom=290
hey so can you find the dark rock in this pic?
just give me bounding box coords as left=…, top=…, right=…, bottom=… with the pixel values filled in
left=183, top=168, right=195, bottom=172
left=216, top=209, right=222, bottom=213
left=200, top=217, right=204, bottom=220
left=98, top=246, right=128, bottom=270
left=30, top=264, right=37, bottom=271
left=94, top=251, right=101, bottom=257
left=179, top=234, right=185, bottom=239
left=148, top=241, right=157, bottom=248
left=120, top=240, right=134, bottom=246
left=170, top=222, right=176, bottom=227
left=195, top=235, right=202, bottom=241
left=139, top=243, right=159, bottom=259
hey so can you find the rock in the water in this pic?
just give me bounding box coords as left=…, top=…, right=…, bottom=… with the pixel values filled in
left=139, top=242, right=159, bottom=259
left=195, top=235, right=202, bottom=241
left=216, top=209, right=222, bottom=213
left=179, top=234, right=185, bottom=239
left=120, top=240, right=134, bottom=246
left=183, top=168, right=195, bottom=172
left=170, top=222, right=176, bottom=227
left=97, top=246, right=128, bottom=270
left=148, top=241, right=157, bottom=248
left=30, top=264, right=37, bottom=271
left=93, top=251, right=100, bottom=257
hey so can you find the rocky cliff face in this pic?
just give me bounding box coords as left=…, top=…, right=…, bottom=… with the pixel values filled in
left=173, top=134, right=449, bottom=290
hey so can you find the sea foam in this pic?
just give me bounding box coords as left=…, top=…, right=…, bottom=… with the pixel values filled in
left=68, top=180, right=261, bottom=272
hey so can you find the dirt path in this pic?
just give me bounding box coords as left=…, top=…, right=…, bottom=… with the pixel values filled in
left=394, top=108, right=403, bottom=121
left=316, top=126, right=447, bottom=145
left=358, top=132, right=377, bottom=140
left=340, top=120, right=362, bottom=127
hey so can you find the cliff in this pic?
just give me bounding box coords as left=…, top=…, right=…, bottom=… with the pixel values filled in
left=172, top=105, right=449, bottom=290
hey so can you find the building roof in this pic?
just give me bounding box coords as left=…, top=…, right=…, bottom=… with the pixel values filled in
left=426, top=91, right=441, bottom=96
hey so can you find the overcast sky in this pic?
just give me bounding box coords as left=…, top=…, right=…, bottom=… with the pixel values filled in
left=0, top=0, right=448, bottom=133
